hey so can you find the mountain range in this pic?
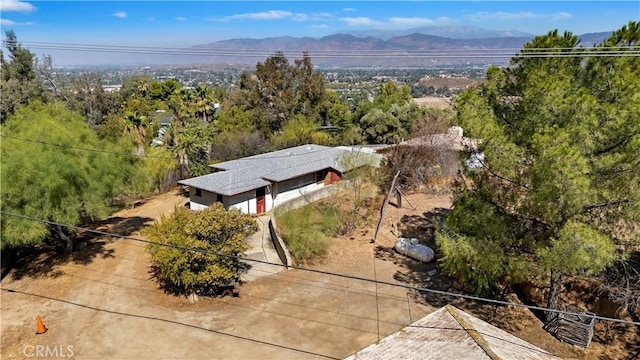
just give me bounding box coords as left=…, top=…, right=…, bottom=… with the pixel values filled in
left=188, top=26, right=612, bottom=67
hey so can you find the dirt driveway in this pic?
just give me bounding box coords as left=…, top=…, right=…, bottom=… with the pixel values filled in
left=5, top=188, right=618, bottom=359
left=1, top=190, right=434, bottom=359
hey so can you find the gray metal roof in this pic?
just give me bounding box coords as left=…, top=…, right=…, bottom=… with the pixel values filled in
left=344, top=305, right=561, bottom=360
left=178, top=167, right=271, bottom=196
left=178, top=144, right=379, bottom=196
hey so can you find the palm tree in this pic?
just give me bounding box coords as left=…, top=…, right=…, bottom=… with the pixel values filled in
left=193, top=85, right=216, bottom=124
left=123, top=111, right=148, bottom=156
left=169, top=88, right=196, bottom=126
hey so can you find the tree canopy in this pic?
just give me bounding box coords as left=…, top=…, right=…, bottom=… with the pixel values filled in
left=144, top=204, right=258, bottom=296
left=436, top=22, right=639, bottom=315
left=0, top=101, right=139, bottom=253
left=1, top=30, right=48, bottom=123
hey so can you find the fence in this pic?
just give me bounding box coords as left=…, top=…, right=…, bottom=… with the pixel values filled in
left=268, top=217, right=291, bottom=268
left=543, top=307, right=595, bottom=347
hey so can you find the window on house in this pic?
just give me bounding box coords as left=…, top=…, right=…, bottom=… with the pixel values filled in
left=216, top=194, right=223, bottom=203
left=195, top=188, right=202, bottom=197
left=316, top=169, right=328, bottom=183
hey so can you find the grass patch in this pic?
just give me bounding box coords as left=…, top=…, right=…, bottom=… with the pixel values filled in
left=276, top=203, right=341, bottom=264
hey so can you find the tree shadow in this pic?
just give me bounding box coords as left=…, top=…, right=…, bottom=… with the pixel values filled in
left=374, top=207, right=460, bottom=308
left=3, top=216, right=153, bottom=282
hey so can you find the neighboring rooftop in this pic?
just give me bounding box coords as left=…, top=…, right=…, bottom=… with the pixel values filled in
left=344, top=305, right=561, bottom=360
left=179, top=144, right=379, bottom=196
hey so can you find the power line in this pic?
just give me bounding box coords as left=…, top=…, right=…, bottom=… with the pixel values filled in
left=0, top=135, right=365, bottom=165
left=0, top=134, right=176, bottom=159
left=5, top=41, right=639, bottom=58
left=2, top=210, right=639, bottom=327
left=15, top=40, right=639, bottom=52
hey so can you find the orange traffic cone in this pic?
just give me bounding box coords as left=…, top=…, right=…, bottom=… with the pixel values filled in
left=36, top=315, right=48, bottom=335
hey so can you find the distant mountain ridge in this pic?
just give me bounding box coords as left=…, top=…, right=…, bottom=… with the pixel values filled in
left=189, top=29, right=613, bottom=67
left=334, top=25, right=536, bottom=40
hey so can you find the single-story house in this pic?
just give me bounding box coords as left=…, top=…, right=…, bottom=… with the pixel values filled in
left=178, top=144, right=379, bottom=214
left=345, top=305, right=561, bottom=360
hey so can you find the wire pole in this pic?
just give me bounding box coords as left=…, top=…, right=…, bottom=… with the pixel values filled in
left=373, top=171, right=400, bottom=244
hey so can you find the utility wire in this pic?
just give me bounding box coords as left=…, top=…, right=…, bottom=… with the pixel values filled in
left=5, top=41, right=638, bottom=58
left=14, top=41, right=639, bottom=52
left=0, top=134, right=176, bottom=159
left=0, top=134, right=366, bottom=164
left=2, top=210, right=639, bottom=327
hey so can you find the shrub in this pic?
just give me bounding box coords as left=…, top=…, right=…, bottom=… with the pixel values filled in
left=144, top=204, right=257, bottom=296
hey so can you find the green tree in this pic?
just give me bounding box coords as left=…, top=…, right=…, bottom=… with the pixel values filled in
left=193, top=84, right=217, bottom=124
left=234, top=52, right=327, bottom=135
left=353, top=81, right=419, bottom=144
left=215, top=105, right=255, bottom=133
left=210, top=130, right=271, bottom=162
left=359, top=108, right=405, bottom=144
left=140, top=147, right=177, bottom=193
left=436, top=25, right=639, bottom=317
left=0, top=102, right=138, bottom=253
left=292, top=52, right=326, bottom=120
left=60, top=73, right=121, bottom=128
left=119, top=75, right=155, bottom=100
left=144, top=204, right=257, bottom=297
left=172, top=122, right=216, bottom=177
left=149, top=78, right=182, bottom=102
left=271, top=114, right=334, bottom=149
left=0, top=30, right=48, bottom=122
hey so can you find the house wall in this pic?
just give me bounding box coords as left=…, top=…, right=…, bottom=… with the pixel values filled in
left=189, top=169, right=342, bottom=214
left=189, top=188, right=220, bottom=210
left=273, top=173, right=326, bottom=207
left=265, top=186, right=274, bottom=212
left=224, top=190, right=257, bottom=214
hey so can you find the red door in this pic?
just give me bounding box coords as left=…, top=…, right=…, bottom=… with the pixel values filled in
left=256, top=187, right=266, bottom=213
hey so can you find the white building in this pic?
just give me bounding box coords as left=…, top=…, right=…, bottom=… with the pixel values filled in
left=179, top=144, right=379, bottom=214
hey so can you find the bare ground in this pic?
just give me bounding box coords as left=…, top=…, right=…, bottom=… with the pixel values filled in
left=2, top=188, right=638, bottom=359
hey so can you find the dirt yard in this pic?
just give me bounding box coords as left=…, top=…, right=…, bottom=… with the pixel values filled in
left=412, top=96, right=452, bottom=109
left=2, top=188, right=638, bottom=359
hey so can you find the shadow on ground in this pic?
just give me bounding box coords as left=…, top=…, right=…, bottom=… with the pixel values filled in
left=1, top=216, right=153, bottom=281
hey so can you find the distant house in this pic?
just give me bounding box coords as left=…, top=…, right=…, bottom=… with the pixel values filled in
left=178, top=144, right=379, bottom=214
left=345, top=305, right=561, bottom=360
left=151, top=110, right=173, bottom=147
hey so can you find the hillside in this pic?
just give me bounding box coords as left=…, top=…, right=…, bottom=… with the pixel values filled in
left=189, top=31, right=611, bottom=67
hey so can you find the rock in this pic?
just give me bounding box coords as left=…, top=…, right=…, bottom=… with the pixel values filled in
left=188, top=293, right=199, bottom=304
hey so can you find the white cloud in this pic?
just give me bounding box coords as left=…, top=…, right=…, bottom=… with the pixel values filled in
left=291, top=12, right=333, bottom=22
left=175, top=16, right=187, bottom=21
left=219, top=10, right=293, bottom=21
left=342, top=8, right=357, bottom=12
left=112, top=11, right=127, bottom=18
left=0, top=18, right=34, bottom=26
left=311, top=24, right=329, bottom=29
left=340, top=16, right=454, bottom=29
left=468, top=11, right=574, bottom=21
left=552, top=12, right=574, bottom=20
left=0, top=0, right=36, bottom=13
left=339, top=17, right=378, bottom=27
left=387, top=16, right=454, bottom=27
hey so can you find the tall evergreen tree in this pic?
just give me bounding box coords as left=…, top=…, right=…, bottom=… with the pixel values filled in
left=436, top=23, right=639, bottom=317
left=0, top=30, right=48, bottom=122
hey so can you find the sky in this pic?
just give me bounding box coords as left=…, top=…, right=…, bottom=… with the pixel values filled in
left=1, top=0, right=638, bottom=65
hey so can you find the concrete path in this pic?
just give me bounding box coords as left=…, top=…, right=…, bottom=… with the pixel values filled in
left=241, top=215, right=285, bottom=282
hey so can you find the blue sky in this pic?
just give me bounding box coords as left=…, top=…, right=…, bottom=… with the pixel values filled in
left=1, top=1, right=638, bottom=64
